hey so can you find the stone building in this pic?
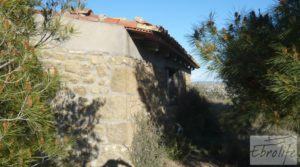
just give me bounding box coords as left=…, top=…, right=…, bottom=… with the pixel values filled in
left=40, top=10, right=199, bottom=166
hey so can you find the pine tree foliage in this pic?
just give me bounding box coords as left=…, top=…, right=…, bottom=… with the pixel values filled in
left=189, top=0, right=300, bottom=132
left=0, top=0, right=79, bottom=166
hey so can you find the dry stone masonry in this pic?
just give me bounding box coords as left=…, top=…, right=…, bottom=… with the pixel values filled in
left=39, top=11, right=199, bottom=166
left=40, top=48, right=170, bottom=166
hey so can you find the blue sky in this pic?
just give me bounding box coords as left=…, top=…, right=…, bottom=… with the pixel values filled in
left=86, top=0, right=277, bottom=82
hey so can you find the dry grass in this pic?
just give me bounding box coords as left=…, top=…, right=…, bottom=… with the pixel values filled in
left=129, top=114, right=167, bottom=167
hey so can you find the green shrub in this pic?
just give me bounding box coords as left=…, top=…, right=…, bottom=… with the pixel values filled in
left=165, top=135, right=196, bottom=161
left=130, top=114, right=167, bottom=167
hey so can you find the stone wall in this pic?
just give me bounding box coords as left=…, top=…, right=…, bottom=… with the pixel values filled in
left=40, top=48, right=152, bottom=166
left=40, top=46, right=191, bottom=166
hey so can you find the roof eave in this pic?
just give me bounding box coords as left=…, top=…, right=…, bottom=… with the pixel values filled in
left=126, top=28, right=200, bottom=69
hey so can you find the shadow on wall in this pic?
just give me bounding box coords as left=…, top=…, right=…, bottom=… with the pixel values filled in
left=134, top=63, right=186, bottom=130
left=134, top=62, right=192, bottom=150
left=135, top=63, right=249, bottom=166
left=101, top=159, right=132, bottom=167
left=51, top=89, right=105, bottom=166
left=135, top=63, right=168, bottom=123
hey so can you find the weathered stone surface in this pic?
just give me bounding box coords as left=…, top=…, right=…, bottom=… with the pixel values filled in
left=90, top=85, right=109, bottom=94
left=96, top=65, right=109, bottom=76
left=73, top=86, right=87, bottom=96
left=95, top=124, right=106, bottom=136
left=126, top=95, right=146, bottom=118
left=107, top=56, right=137, bottom=67
left=48, top=52, right=66, bottom=61
left=39, top=51, right=191, bottom=167
left=101, top=96, right=127, bottom=120
left=72, top=54, right=89, bottom=61
left=90, top=55, right=106, bottom=65
left=110, top=68, right=138, bottom=94
left=64, top=62, right=91, bottom=76
left=61, top=72, right=79, bottom=84
left=83, top=76, right=95, bottom=84
left=106, top=123, right=134, bottom=145
left=98, top=79, right=108, bottom=86
left=64, top=62, right=82, bottom=74
left=40, top=51, right=55, bottom=60
left=81, top=64, right=93, bottom=74
left=94, top=124, right=108, bottom=144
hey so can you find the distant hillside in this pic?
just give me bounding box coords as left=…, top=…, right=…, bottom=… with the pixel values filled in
left=192, top=81, right=229, bottom=103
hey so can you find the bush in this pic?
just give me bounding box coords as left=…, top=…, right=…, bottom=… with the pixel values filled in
left=165, top=135, right=196, bottom=161
left=130, top=114, right=167, bottom=167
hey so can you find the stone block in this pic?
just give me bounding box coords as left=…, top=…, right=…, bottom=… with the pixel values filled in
left=83, top=76, right=95, bottom=84
left=95, top=124, right=106, bottom=136
left=73, top=86, right=87, bottom=96
left=72, top=54, right=89, bottom=61
left=94, top=124, right=108, bottom=144
left=98, top=80, right=105, bottom=86
left=110, top=68, right=138, bottom=94
left=108, top=56, right=136, bottom=67
left=96, top=65, right=109, bottom=76
left=106, top=123, right=134, bottom=145
left=122, top=95, right=142, bottom=117
left=90, top=85, right=109, bottom=95
left=100, top=96, right=127, bottom=120
left=90, top=55, right=106, bottom=65
left=64, top=61, right=91, bottom=76
left=61, top=72, right=79, bottom=84
left=41, top=50, right=67, bottom=61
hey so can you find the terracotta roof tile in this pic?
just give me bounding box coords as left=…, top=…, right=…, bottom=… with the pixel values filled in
left=101, top=18, right=138, bottom=29
left=64, top=12, right=100, bottom=22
